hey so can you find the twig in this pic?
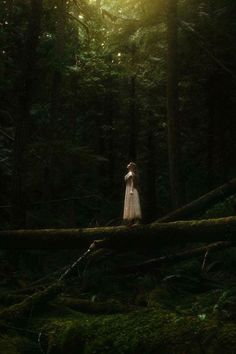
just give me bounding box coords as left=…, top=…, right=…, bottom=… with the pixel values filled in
left=0, top=242, right=98, bottom=323
left=0, top=127, right=14, bottom=141
left=67, top=12, right=90, bottom=39
left=201, top=249, right=209, bottom=272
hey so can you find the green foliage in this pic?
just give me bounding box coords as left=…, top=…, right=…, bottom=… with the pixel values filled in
left=0, top=335, right=39, bottom=354
left=0, top=0, right=236, bottom=226
left=41, top=302, right=236, bottom=354
left=1, top=247, right=236, bottom=354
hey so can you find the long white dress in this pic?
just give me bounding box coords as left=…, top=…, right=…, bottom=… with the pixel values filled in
left=123, top=171, right=142, bottom=221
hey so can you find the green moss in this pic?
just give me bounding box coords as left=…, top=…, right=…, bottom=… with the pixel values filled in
left=203, top=195, right=236, bottom=219
left=39, top=303, right=236, bottom=354
left=2, top=248, right=236, bottom=354
left=0, top=334, right=39, bottom=354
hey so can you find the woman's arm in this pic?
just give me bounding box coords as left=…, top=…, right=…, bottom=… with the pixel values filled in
left=130, top=176, right=134, bottom=194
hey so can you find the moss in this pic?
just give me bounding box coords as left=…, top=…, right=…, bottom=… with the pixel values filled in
left=43, top=319, right=87, bottom=354
left=40, top=303, right=236, bottom=354
left=203, top=195, right=236, bottom=219
left=2, top=246, right=236, bottom=354
left=0, top=334, right=39, bottom=354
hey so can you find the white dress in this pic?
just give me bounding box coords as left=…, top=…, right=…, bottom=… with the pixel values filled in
left=123, top=171, right=142, bottom=221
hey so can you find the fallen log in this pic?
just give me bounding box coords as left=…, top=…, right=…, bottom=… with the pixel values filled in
left=0, top=246, right=93, bottom=323
left=0, top=283, right=61, bottom=323
left=156, top=177, right=236, bottom=223
left=0, top=216, right=236, bottom=250
left=118, top=241, right=232, bottom=273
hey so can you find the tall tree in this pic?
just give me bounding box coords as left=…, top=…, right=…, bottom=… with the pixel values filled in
left=128, top=75, right=137, bottom=162
left=44, top=0, right=67, bottom=202
left=11, top=0, right=42, bottom=228
left=146, top=112, right=157, bottom=222
left=166, top=0, right=183, bottom=209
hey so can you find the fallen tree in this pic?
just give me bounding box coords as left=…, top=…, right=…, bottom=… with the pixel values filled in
left=0, top=283, right=61, bottom=323
left=118, top=241, right=232, bottom=273
left=0, top=246, right=93, bottom=323
left=0, top=216, right=236, bottom=250
left=156, top=177, right=236, bottom=223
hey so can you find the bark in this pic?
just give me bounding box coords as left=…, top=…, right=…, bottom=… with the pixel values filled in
left=1, top=216, right=236, bottom=250
left=206, top=72, right=230, bottom=187
left=146, top=112, right=157, bottom=222
left=206, top=73, right=215, bottom=188
left=104, top=78, right=115, bottom=195
left=118, top=241, right=231, bottom=273
left=166, top=0, right=183, bottom=208
left=43, top=0, right=66, bottom=202
left=107, top=89, right=115, bottom=194
left=129, top=71, right=137, bottom=161
left=156, top=177, right=236, bottom=222
left=6, top=0, right=13, bottom=22
left=11, top=0, right=42, bottom=228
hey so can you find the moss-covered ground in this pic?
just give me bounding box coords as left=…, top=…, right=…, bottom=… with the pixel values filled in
left=1, top=246, right=236, bottom=354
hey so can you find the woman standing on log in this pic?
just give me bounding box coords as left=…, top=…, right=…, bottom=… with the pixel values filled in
left=123, top=162, right=142, bottom=225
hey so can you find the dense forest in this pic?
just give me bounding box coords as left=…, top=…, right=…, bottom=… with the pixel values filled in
left=1, top=0, right=236, bottom=353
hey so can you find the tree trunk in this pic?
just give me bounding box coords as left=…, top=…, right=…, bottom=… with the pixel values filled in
left=129, top=75, right=137, bottom=161
left=166, top=0, right=183, bottom=209
left=206, top=72, right=229, bottom=188
left=11, top=0, right=42, bottom=228
left=156, top=176, right=236, bottom=223
left=1, top=216, right=236, bottom=250
left=146, top=112, right=157, bottom=222
left=104, top=78, right=115, bottom=195
left=6, top=0, right=13, bottom=22
left=43, top=0, right=66, bottom=202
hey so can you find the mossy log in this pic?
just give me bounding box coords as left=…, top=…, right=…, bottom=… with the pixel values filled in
left=0, top=283, right=61, bottom=323
left=1, top=216, right=236, bottom=250
left=118, top=241, right=232, bottom=273
left=156, top=177, right=236, bottom=222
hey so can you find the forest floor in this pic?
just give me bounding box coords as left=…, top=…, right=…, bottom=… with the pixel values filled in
left=1, top=244, right=236, bottom=354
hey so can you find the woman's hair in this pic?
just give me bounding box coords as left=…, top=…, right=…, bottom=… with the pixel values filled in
left=127, top=162, right=137, bottom=172
left=127, top=162, right=139, bottom=187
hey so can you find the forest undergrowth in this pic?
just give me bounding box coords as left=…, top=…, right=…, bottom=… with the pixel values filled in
left=1, top=240, right=236, bottom=354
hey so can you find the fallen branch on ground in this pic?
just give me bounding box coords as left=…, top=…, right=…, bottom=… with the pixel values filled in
left=118, top=241, right=232, bottom=273
left=0, top=245, right=94, bottom=323
left=0, top=283, right=61, bottom=323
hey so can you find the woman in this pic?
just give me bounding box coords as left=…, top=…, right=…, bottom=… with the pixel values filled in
left=123, top=162, right=142, bottom=225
